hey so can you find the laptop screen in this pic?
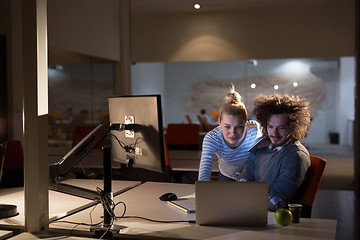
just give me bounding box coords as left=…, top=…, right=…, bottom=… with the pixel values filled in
left=195, top=181, right=268, bottom=227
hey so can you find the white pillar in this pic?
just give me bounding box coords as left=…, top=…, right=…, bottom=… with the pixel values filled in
left=22, top=0, right=49, bottom=233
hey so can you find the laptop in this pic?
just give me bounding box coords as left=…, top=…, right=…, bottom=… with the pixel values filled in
left=195, top=181, right=269, bottom=227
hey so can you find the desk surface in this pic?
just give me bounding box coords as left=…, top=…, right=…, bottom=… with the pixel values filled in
left=0, top=179, right=140, bottom=229
left=0, top=230, right=13, bottom=240
left=50, top=182, right=337, bottom=240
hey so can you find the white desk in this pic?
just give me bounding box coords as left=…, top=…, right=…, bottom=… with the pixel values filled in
left=7, top=232, right=95, bottom=240
left=0, top=179, right=140, bottom=229
left=50, top=182, right=337, bottom=240
left=0, top=230, right=13, bottom=239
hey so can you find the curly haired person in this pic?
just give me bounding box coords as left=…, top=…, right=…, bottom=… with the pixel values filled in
left=239, top=93, right=312, bottom=211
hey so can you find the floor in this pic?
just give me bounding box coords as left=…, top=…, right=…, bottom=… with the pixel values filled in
left=307, top=144, right=359, bottom=240
left=312, top=190, right=360, bottom=240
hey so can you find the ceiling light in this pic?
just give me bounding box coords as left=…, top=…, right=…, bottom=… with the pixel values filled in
left=247, top=59, right=258, bottom=66
left=293, top=82, right=299, bottom=87
left=194, top=3, right=200, bottom=10
left=274, top=85, right=279, bottom=90
left=250, top=83, right=256, bottom=89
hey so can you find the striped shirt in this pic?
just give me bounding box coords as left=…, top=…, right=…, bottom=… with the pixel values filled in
left=198, top=121, right=262, bottom=181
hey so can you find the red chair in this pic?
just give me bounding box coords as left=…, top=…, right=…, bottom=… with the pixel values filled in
left=293, top=155, right=326, bottom=218
left=2, top=140, right=24, bottom=170
left=0, top=140, right=24, bottom=187
left=165, top=124, right=200, bottom=150
left=72, top=125, right=105, bottom=149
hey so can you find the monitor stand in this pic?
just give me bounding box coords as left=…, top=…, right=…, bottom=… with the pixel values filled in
left=90, top=146, right=127, bottom=238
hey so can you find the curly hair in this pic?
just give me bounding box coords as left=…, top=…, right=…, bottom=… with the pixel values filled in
left=254, top=93, right=311, bottom=141
left=219, top=86, right=248, bottom=121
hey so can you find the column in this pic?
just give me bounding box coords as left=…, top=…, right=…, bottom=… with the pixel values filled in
left=22, top=0, right=49, bottom=232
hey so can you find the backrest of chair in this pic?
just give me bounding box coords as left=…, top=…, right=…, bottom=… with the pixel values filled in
left=72, top=125, right=105, bottom=149
left=211, top=111, right=219, bottom=121
left=185, top=115, right=193, bottom=124
left=196, top=115, right=206, bottom=132
left=163, top=137, right=171, bottom=168
left=299, top=155, right=327, bottom=207
left=3, top=140, right=24, bottom=170
left=165, top=123, right=200, bottom=150
left=197, top=115, right=217, bottom=132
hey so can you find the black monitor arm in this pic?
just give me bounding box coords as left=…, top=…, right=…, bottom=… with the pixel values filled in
left=48, top=122, right=132, bottom=182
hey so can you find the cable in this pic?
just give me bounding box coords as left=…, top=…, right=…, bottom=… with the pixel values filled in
left=119, top=216, right=195, bottom=224
left=95, top=187, right=193, bottom=224
left=109, top=133, right=135, bottom=154
left=108, top=133, right=126, bottom=149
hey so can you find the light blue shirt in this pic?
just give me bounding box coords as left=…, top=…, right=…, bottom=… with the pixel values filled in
left=198, top=121, right=262, bottom=181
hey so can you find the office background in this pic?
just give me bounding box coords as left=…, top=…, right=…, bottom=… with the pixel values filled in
left=0, top=0, right=358, bottom=236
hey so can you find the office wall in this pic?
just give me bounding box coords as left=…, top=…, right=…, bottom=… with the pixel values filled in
left=46, top=1, right=354, bottom=63
left=132, top=2, right=355, bottom=62
left=47, top=0, right=120, bottom=61
left=131, top=57, right=355, bottom=146
left=131, top=62, right=166, bottom=116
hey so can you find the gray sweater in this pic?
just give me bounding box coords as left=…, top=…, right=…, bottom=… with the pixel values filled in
left=241, top=140, right=310, bottom=209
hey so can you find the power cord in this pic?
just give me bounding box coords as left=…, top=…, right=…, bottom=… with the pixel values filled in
left=120, top=216, right=195, bottom=224
left=96, top=186, right=193, bottom=224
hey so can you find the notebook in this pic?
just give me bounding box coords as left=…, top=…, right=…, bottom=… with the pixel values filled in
left=168, top=198, right=196, bottom=213
left=195, top=181, right=269, bottom=227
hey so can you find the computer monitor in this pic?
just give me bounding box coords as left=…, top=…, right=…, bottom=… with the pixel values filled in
left=108, top=95, right=166, bottom=174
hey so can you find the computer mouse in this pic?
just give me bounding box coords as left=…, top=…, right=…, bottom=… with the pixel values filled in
left=159, top=192, right=178, bottom=201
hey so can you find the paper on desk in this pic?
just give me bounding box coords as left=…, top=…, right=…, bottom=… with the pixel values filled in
left=178, top=193, right=195, bottom=199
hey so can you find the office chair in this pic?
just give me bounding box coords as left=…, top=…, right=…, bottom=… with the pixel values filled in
left=0, top=140, right=24, bottom=188
left=293, top=155, right=326, bottom=218
left=185, top=114, right=193, bottom=124
left=197, top=115, right=217, bottom=132
left=165, top=123, right=200, bottom=150
left=72, top=125, right=105, bottom=148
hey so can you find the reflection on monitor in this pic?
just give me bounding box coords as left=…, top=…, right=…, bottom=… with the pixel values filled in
left=108, top=95, right=166, bottom=174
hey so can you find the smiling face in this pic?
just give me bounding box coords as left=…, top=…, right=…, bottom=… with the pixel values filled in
left=219, top=114, right=246, bottom=148
left=267, top=113, right=291, bottom=147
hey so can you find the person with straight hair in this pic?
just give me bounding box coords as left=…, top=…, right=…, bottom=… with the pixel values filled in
left=198, top=86, right=262, bottom=181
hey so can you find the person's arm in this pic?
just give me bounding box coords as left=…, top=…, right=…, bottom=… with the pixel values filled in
left=268, top=150, right=310, bottom=209
left=268, top=201, right=277, bottom=212
left=198, top=133, right=218, bottom=181
left=237, top=153, right=256, bottom=181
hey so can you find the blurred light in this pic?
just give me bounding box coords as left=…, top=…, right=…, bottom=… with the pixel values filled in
left=248, top=59, right=258, bottom=66
left=55, top=65, right=63, bottom=70
left=49, top=65, right=63, bottom=70
left=250, top=83, right=256, bottom=89
left=194, top=3, right=200, bottom=9
left=278, top=60, right=309, bottom=74
left=293, top=82, right=299, bottom=87
left=274, top=85, right=279, bottom=90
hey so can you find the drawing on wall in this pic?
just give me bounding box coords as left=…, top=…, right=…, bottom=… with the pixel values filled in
left=183, top=72, right=325, bottom=118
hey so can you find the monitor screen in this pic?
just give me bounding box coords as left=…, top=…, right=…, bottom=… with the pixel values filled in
left=108, top=95, right=166, bottom=174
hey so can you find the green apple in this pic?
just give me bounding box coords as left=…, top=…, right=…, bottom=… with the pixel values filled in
left=275, top=208, right=293, bottom=226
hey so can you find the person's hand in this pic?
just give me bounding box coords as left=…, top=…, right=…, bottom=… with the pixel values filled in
left=268, top=201, right=277, bottom=212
